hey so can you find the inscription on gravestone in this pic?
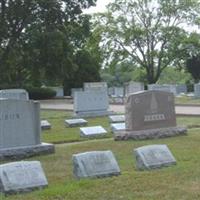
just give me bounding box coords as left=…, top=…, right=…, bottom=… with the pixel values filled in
left=73, top=151, right=120, bottom=179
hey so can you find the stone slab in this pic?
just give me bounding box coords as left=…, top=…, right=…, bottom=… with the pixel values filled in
left=80, top=126, right=107, bottom=137
left=0, top=161, right=48, bottom=194
left=114, top=126, right=187, bottom=140
left=109, top=115, right=125, bottom=123
left=0, top=143, right=55, bottom=161
left=0, top=89, right=29, bottom=100
left=111, top=123, right=125, bottom=133
left=72, top=150, right=120, bottom=179
left=65, top=118, right=88, bottom=127
left=41, top=120, right=51, bottom=130
left=134, top=144, right=176, bottom=170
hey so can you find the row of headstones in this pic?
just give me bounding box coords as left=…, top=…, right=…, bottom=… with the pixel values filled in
left=0, top=144, right=176, bottom=195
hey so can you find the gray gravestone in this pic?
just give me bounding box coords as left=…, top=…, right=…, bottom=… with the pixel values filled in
left=148, top=84, right=177, bottom=95
left=194, top=83, right=200, bottom=98
left=176, top=84, right=187, bottom=94
left=73, top=151, right=120, bottom=179
left=41, top=120, right=51, bottom=130
left=113, top=87, right=124, bottom=97
left=0, top=99, right=54, bottom=160
left=49, top=86, right=64, bottom=97
left=74, top=90, right=109, bottom=117
left=80, top=126, right=107, bottom=137
left=0, top=89, right=29, bottom=100
left=111, top=123, right=125, bottom=133
left=65, top=118, right=88, bottom=127
left=134, top=144, right=176, bottom=170
left=125, top=81, right=144, bottom=96
left=109, top=115, right=125, bottom=123
left=84, top=82, right=108, bottom=92
left=0, top=161, right=48, bottom=194
left=114, top=91, right=187, bottom=140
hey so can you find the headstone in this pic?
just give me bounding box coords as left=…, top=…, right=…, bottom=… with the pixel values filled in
left=80, top=126, right=107, bottom=137
left=49, top=86, right=64, bottom=97
left=176, top=84, right=187, bottom=94
left=113, top=87, right=124, bottom=97
left=148, top=84, right=177, bottom=95
left=0, top=89, right=29, bottom=100
left=71, top=88, right=83, bottom=98
left=73, top=151, right=120, bottom=179
left=114, top=91, right=187, bottom=140
left=0, top=99, right=54, bottom=160
left=84, top=82, right=108, bottom=92
left=109, top=115, right=125, bottom=123
left=0, top=161, right=48, bottom=194
left=125, top=81, right=144, bottom=96
left=134, top=144, right=176, bottom=170
left=74, top=90, right=109, bottom=117
left=41, top=120, right=51, bottom=130
left=65, top=118, right=88, bottom=127
left=111, top=123, right=125, bottom=133
left=194, top=83, right=200, bottom=98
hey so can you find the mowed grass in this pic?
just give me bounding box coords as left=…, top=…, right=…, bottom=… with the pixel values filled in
left=2, top=128, right=200, bottom=200
left=175, top=95, right=200, bottom=104
left=41, top=110, right=200, bottom=144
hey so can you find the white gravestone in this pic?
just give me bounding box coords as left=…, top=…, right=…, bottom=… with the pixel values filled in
left=176, top=84, right=187, bottom=94
left=0, top=89, right=29, bottom=100
left=134, top=144, right=176, bottom=170
left=109, top=115, right=125, bottom=123
left=74, top=90, right=109, bottom=117
left=125, top=81, right=144, bottom=96
left=113, top=87, right=124, bottom=97
left=0, top=161, right=48, bottom=194
left=65, top=118, right=88, bottom=127
left=0, top=99, right=54, bottom=160
left=80, top=126, right=107, bottom=137
left=41, top=120, right=51, bottom=130
left=84, top=82, right=108, bottom=92
left=73, top=151, right=121, bottom=179
left=111, top=123, right=125, bottom=133
left=49, top=86, right=64, bottom=97
left=194, top=83, right=200, bottom=98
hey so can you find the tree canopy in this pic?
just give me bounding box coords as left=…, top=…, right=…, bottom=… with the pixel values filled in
left=94, top=0, right=200, bottom=83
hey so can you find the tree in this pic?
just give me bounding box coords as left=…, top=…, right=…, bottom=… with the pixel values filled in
left=0, top=0, right=97, bottom=86
left=94, top=0, right=200, bottom=83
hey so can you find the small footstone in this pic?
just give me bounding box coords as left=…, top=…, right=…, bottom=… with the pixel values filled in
left=111, top=123, right=125, bottom=133
left=41, top=120, right=51, bottom=130
left=109, top=115, right=125, bottom=123
left=65, top=118, right=88, bottom=127
left=80, top=126, right=107, bottom=137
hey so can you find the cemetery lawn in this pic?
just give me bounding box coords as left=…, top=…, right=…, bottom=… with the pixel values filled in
left=41, top=110, right=200, bottom=143
left=175, top=96, right=200, bottom=104
left=2, top=129, right=200, bottom=200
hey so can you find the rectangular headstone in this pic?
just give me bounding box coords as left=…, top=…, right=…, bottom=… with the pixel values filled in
left=194, top=83, right=200, bottom=98
left=126, top=91, right=176, bottom=131
left=41, top=120, right=51, bottom=130
left=74, top=90, right=109, bottom=117
left=84, top=82, right=108, bottom=92
left=125, top=81, right=144, bottom=96
left=80, top=126, right=107, bottom=137
left=49, top=86, right=64, bottom=97
left=109, top=115, right=125, bottom=123
left=0, top=161, right=48, bottom=194
left=134, top=144, right=176, bottom=170
left=113, top=87, right=124, bottom=97
left=111, top=123, right=125, bottom=133
left=65, top=118, right=88, bottom=127
left=73, top=151, right=120, bottom=179
left=176, top=84, right=187, bottom=94
left=0, top=89, right=29, bottom=100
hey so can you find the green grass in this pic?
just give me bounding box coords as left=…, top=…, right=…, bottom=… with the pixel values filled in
left=2, top=129, right=200, bottom=200
left=175, top=95, right=200, bottom=104
left=41, top=110, right=200, bottom=144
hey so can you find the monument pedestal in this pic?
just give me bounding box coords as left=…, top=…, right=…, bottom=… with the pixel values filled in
left=114, top=126, right=187, bottom=141
left=0, top=143, right=55, bottom=161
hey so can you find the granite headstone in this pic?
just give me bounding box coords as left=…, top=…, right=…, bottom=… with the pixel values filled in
left=80, top=126, right=107, bottom=137
left=109, top=115, right=125, bottom=123
left=41, top=120, right=51, bottom=130
left=0, top=89, right=29, bottom=100
left=65, top=118, right=88, bottom=127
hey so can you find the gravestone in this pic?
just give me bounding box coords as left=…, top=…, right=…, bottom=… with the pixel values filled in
left=65, top=118, right=88, bottom=127
left=0, top=89, right=29, bottom=100
left=148, top=84, right=177, bottom=95
left=84, top=82, right=108, bottom=92
left=125, top=81, right=144, bottom=96
left=194, top=83, right=200, bottom=98
left=74, top=90, right=109, bottom=117
left=134, top=144, right=176, bottom=170
left=109, top=115, right=125, bottom=123
left=41, top=120, right=51, bottom=130
left=176, top=84, right=187, bottom=94
left=49, top=86, right=64, bottom=97
left=111, top=123, right=125, bottom=133
left=114, top=91, right=187, bottom=140
left=73, top=151, right=120, bottom=179
left=0, top=99, right=54, bottom=160
left=113, top=87, right=124, bottom=97
left=80, top=126, right=107, bottom=137
left=0, top=161, right=48, bottom=194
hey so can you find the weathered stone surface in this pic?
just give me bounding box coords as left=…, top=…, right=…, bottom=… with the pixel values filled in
left=0, top=143, right=55, bottom=161
left=41, top=120, right=51, bottom=130
left=80, top=126, right=107, bottom=137
left=125, top=81, right=144, bottom=96
left=74, top=90, right=109, bottom=117
left=114, top=126, right=187, bottom=140
left=0, top=161, right=48, bottom=194
left=134, top=144, right=176, bottom=170
left=65, top=118, right=88, bottom=127
left=73, top=151, right=120, bottom=179
left=109, top=115, right=125, bottom=123
left=111, top=123, right=125, bottom=133
left=0, top=89, right=29, bottom=100
left=84, top=82, right=108, bottom=92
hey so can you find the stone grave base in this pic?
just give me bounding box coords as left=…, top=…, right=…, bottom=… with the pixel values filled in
left=114, top=126, right=187, bottom=141
left=0, top=143, right=55, bottom=161
left=74, top=110, right=113, bottom=118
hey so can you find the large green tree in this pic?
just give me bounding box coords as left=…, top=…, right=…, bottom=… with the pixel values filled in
left=94, top=0, right=200, bottom=83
